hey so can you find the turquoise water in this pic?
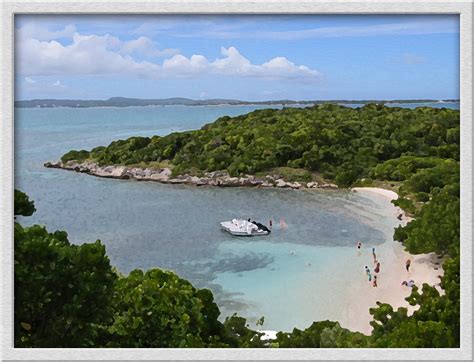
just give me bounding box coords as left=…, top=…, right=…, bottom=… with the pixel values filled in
left=14, top=103, right=458, bottom=331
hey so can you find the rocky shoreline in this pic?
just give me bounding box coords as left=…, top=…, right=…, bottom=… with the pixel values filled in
left=44, top=160, right=339, bottom=190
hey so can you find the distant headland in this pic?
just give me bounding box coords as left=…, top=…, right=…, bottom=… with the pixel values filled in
left=15, top=97, right=460, bottom=108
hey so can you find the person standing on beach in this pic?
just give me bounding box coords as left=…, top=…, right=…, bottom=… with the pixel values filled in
left=406, top=259, right=411, bottom=272
left=372, top=247, right=377, bottom=263
left=364, top=266, right=372, bottom=282
left=374, top=262, right=380, bottom=273
left=269, top=219, right=273, bottom=229
left=373, top=275, right=378, bottom=287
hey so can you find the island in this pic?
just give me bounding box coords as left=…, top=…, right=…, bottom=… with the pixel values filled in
left=16, top=96, right=459, bottom=108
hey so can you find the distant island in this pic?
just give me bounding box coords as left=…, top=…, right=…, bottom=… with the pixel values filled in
left=15, top=97, right=460, bottom=108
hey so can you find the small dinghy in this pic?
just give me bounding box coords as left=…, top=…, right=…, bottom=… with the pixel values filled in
left=221, top=219, right=271, bottom=236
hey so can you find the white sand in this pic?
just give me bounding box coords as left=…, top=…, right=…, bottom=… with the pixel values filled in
left=339, top=187, right=444, bottom=335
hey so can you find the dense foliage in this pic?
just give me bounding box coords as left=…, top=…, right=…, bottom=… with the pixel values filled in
left=18, top=103, right=460, bottom=348
left=62, top=104, right=459, bottom=187
left=14, top=189, right=36, bottom=217
left=14, top=223, right=116, bottom=347
left=102, top=269, right=250, bottom=348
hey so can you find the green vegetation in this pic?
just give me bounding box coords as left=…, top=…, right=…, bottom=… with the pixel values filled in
left=14, top=222, right=116, bottom=347
left=14, top=189, right=36, bottom=217
left=19, top=103, right=460, bottom=347
left=61, top=104, right=459, bottom=187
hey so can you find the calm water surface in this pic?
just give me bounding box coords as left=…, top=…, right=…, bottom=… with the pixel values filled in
left=15, top=103, right=459, bottom=331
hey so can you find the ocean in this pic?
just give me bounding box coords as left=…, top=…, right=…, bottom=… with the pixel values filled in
left=14, top=102, right=459, bottom=332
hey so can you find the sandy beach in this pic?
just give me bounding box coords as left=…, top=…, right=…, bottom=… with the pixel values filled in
left=340, top=187, right=444, bottom=335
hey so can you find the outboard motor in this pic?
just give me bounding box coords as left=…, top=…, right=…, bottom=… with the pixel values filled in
left=251, top=221, right=271, bottom=234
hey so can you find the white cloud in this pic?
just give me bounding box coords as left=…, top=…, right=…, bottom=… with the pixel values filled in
left=25, top=77, right=35, bottom=84
left=119, top=36, right=179, bottom=58
left=17, top=23, right=77, bottom=41
left=163, top=47, right=319, bottom=81
left=17, top=32, right=160, bottom=76
left=16, top=28, right=320, bottom=82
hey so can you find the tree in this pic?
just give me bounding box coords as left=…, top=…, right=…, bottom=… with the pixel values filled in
left=14, top=191, right=117, bottom=347
left=102, top=268, right=232, bottom=347
left=14, top=189, right=35, bottom=217
left=14, top=223, right=117, bottom=347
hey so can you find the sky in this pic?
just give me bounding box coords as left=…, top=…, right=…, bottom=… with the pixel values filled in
left=15, top=15, right=459, bottom=101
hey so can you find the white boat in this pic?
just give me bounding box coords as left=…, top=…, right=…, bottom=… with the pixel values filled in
left=220, top=219, right=271, bottom=236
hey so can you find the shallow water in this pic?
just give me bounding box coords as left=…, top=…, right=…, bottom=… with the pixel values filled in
left=14, top=104, right=451, bottom=331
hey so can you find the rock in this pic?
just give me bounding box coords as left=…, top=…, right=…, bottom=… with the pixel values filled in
left=176, top=174, right=189, bottom=180
left=188, top=176, right=201, bottom=184
left=160, top=168, right=172, bottom=177
left=143, top=168, right=153, bottom=177
left=149, top=172, right=170, bottom=181
left=196, top=178, right=209, bottom=186
left=44, top=161, right=62, bottom=168
left=167, top=178, right=187, bottom=184
left=275, top=179, right=287, bottom=187
left=320, top=183, right=338, bottom=189
left=250, top=179, right=263, bottom=186
left=289, top=182, right=301, bottom=189
left=206, top=170, right=228, bottom=178
left=47, top=162, right=343, bottom=193
left=222, top=177, right=240, bottom=186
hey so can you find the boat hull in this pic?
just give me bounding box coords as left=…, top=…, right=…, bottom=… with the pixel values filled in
left=220, top=221, right=269, bottom=236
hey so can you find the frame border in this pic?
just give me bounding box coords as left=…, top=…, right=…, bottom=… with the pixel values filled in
left=1, top=0, right=472, bottom=360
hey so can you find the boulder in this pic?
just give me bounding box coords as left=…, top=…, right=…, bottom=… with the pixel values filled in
left=187, top=176, right=201, bottom=184
left=149, top=172, right=170, bottom=181
left=222, top=177, right=240, bottom=186
left=160, top=168, right=172, bottom=177
left=290, top=182, right=302, bottom=189
left=44, top=161, right=62, bottom=168
left=250, top=179, right=264, bottom=186
left=319, top=183, right=338, bottom=189
left=275, top=179, right=287, bottom=188
left=206, top=170, right=229, bottom=178
left=196, top=178, right=209, bottom=186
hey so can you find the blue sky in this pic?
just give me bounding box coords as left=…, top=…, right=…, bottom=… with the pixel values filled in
left=15, top=15, right=459, bottom=101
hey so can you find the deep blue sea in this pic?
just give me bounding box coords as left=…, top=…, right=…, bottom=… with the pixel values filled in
left=14, top=102, right=459, bottom=332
